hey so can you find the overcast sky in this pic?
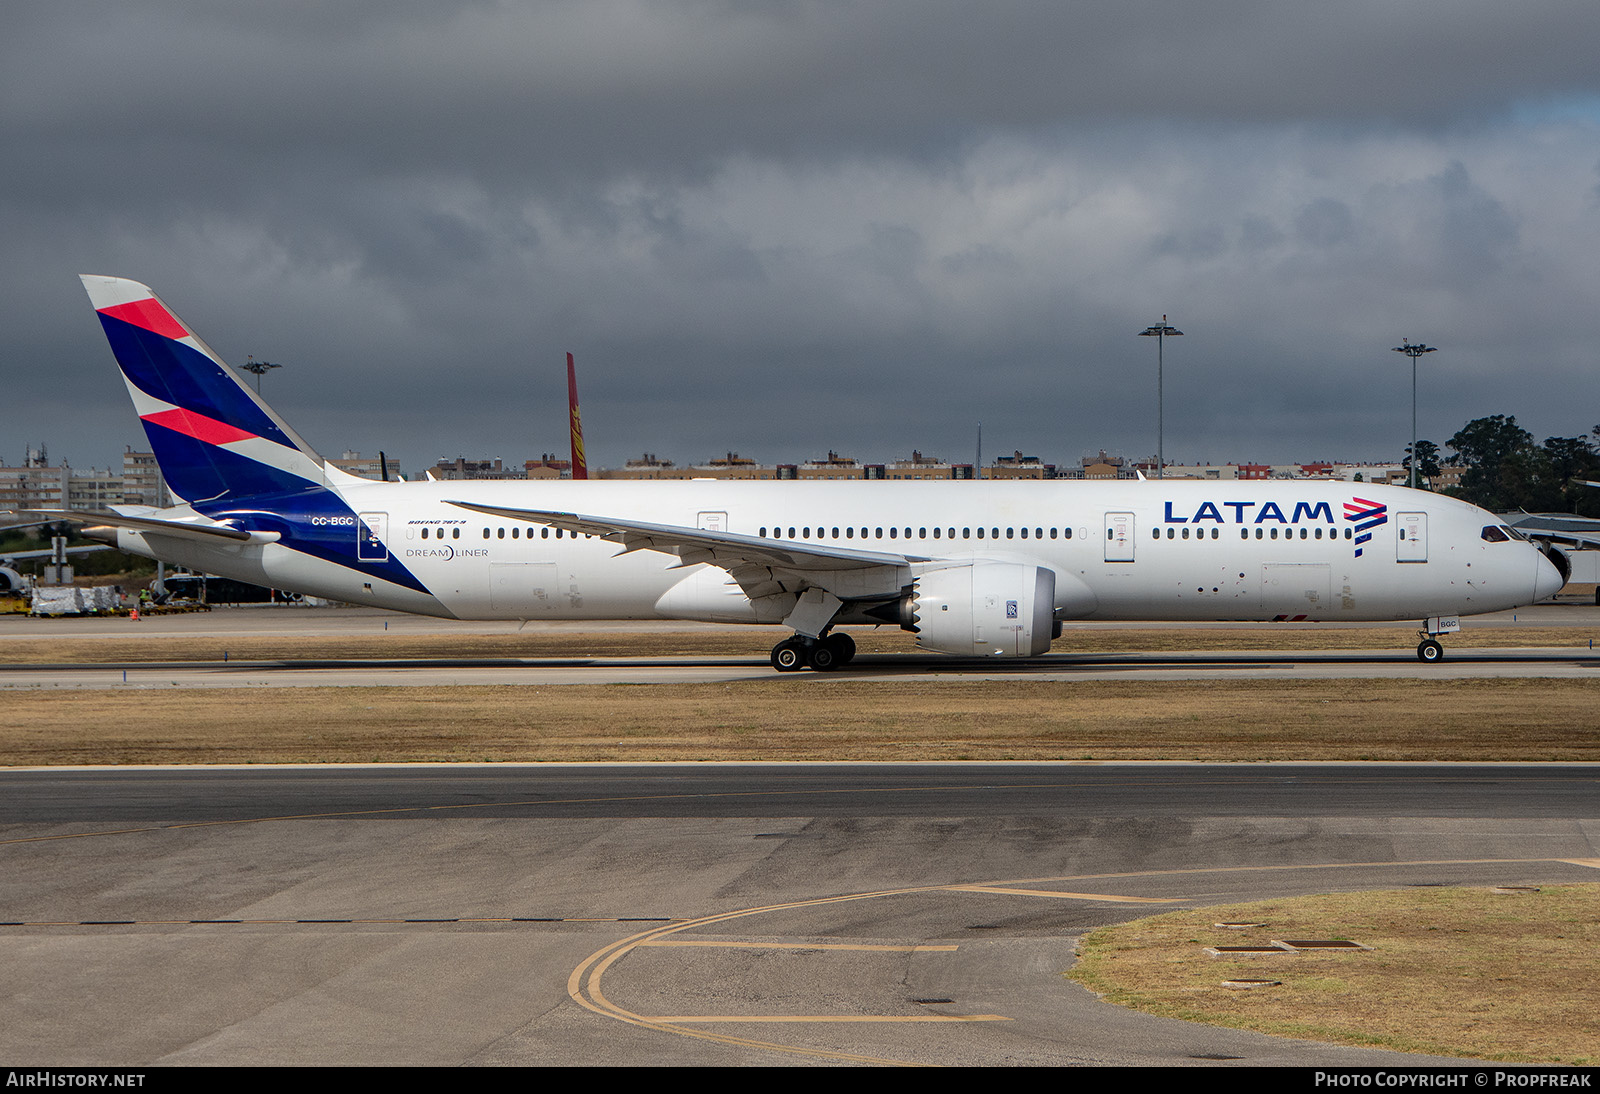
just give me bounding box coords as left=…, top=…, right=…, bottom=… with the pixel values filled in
left=6, top=1, right=1600, bottom=476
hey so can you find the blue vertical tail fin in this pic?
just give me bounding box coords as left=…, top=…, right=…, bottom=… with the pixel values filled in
left=80, top=275, right=327, bottom=505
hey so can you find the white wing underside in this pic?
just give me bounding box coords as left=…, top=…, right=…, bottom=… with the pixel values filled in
left=445, top=501, right=916, bottom=603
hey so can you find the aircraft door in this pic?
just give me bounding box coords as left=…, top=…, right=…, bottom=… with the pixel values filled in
left=1397, top=512, right=1427, bottom=562
left=1104, top=512, right=1135, bottom=562
left=358, top=512, right=389, bottom=562
left=697, top=511, right=728, bottom=532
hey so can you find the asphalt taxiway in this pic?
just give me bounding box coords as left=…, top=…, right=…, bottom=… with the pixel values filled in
left=3, top=763, right=1597, bottom=1066
left=3, top=607, right=1597, bottom=1065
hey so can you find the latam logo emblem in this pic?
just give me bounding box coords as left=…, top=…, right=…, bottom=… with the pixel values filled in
left=1344, top=496, right=1388, bottom=557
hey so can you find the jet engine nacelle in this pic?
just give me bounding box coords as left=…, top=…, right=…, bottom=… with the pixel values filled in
left=910, top=561, right=1056, bottom=657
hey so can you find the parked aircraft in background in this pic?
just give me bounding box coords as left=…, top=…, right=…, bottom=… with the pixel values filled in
left=11, top=276, right=1565, bottom=670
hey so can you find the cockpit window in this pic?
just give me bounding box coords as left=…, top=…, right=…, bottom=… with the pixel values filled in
left=1480, top=525, right=1509, bottom=543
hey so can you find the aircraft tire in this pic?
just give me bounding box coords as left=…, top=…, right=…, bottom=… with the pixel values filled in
left=1416, top=638, right=1444, bottom=663
left=826, top=632, right=856, bottom=665
left=771, top=638, right=808, bottom=672
left=809, top=642, right=839, bottom=672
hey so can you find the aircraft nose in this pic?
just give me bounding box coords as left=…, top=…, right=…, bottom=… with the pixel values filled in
left=1534, top=549, right=1566, bottom=602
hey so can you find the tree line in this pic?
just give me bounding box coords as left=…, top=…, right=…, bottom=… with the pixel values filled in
left=1407, top=416, right=1600, bottom=516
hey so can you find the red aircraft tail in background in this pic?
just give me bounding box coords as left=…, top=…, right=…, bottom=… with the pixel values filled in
left=567, top=352, right=587, bottom=480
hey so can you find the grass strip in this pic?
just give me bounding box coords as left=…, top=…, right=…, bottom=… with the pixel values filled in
left=1070, top=884, right=1600, bottom=1064
left=3, top=678, right=1599, bottom=765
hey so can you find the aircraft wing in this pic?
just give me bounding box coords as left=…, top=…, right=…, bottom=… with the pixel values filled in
left=445, top=501, right=919, bottom=602
left=4, top=509, right=273, bottom=546
left=1507, top=514, right=1600, bottom=550
left=0, top=544, right=111, bottom=561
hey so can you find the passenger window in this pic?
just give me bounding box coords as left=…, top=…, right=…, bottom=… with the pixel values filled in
left=875, top=527, right=883, bottom=538
left=789, top=527, right=796, bottom=538
left=1049, top=528, right=1057, bottom=539
left=977, top=528, right=985, bottom=539
left=497, top=528, right=504, bottom=539
left=1182, top=527, right=1190, bottom=540
left=542, top=528, right=549, bottom=539
left=846, top=527, right=854, bottom=538
left=483, top=528, right=490, bottom=539
left=1064, top=528, right=1072, bottom=540
left=421, top=528, right=429, bottom=539
left=511, top=527, right=519, bottom=539
left=1152, top=529, right=1161, bottom=540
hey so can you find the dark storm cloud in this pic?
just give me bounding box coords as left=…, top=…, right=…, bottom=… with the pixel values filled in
left=5, top=2, right=1600, bottom=475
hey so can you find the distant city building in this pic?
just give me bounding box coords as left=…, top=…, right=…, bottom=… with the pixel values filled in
left=432, top=456, right=522, bottom=480
left=525, top=454, right=571, bottom=480
left=68, top=467, right=123, bottom=509
left=798, top=451, right=867, bottom=480
left=987, top=451, right=1056, bottom=480
left=0, top=454, right=67, bottom=511
left=122, top=446, right=169, bottom=507
left=328, top=450, right=403, bottom=482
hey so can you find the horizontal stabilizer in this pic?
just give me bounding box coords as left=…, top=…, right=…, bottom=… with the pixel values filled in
left=5, top=509, right=277, bottom=546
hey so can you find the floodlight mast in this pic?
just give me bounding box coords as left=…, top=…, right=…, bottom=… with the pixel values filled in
left=239, top=355, right=282, bottom=395
left=1392, top=339, right=1437, bottom=489
left=1138, top=317, right=1182, bottom=479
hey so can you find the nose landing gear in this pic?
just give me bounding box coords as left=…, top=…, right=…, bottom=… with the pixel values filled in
left=1415, top=616, right=1459, bottom=663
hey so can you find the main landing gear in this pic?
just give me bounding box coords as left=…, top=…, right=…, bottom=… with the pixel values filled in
left=770, top=631, right=857, bottom=672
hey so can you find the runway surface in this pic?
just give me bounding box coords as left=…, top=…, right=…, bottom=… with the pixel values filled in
left=4, top=602, right=1597, bottom=687
left=4, top=607, right=1597, bottom=1064
left=5, top=646, right=1600, bottom=688
left=3, top=763, right=1597, bottom=1066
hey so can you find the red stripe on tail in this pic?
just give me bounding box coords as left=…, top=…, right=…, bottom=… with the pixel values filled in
left=142, top=407, right=257, bottom=446
left=99, top=299, right=189, bottom=341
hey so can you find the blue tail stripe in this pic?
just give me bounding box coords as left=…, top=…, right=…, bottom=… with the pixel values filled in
left=100, top=314, right=298, bottom=448
left=143, top=420, right=304, bottom=503
left=208, top=492, right=429, bottom=595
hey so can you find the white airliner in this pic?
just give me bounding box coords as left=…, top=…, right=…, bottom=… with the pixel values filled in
left=24, top=276, right=1565, bottom=670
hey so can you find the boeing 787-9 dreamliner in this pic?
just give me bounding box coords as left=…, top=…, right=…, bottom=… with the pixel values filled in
left=16, top=276, right=1565, bottom=671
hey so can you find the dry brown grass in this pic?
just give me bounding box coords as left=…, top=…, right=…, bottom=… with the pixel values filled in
left=1070, top=884, right=1600, bottom=1063
left=3, top=678, right=1599, bottom=765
